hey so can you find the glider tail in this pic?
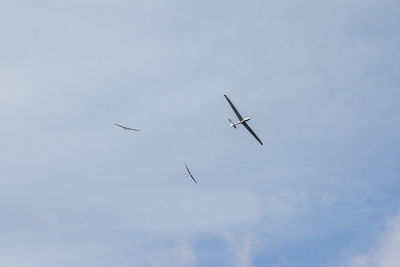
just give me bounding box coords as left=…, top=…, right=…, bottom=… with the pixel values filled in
left=229, top=119, right=237, bottom=128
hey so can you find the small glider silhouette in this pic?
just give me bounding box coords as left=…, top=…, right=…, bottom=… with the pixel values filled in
left=114, top=123, right=141, bottom=131
left=185, top=163, right=198, bottom=184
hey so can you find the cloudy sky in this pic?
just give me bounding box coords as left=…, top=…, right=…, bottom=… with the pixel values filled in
left=1, top=0, right=399, bottom=266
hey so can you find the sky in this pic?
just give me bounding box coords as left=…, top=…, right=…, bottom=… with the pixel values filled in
left=0, top=0, right=399, bottom=266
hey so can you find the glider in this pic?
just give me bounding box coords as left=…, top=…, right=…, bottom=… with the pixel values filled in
left=224, top=94, right=263, bottom=145
left=114, top=123, right=141, bottom=131
left=185, top=163, right=198, bottom=184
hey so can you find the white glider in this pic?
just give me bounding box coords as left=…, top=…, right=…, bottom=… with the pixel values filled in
left=224, top=94, right=263, bottom=145
left=114, top=123, right=141, bottom=131
left=185, top=163, right=198, bottom=184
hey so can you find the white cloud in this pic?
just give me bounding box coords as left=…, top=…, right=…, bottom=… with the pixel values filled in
left=224, top=233, right=260, bottom=267
left=348, top=214, right=400, bottom=267
left=148, top=241, right=196, bottom=267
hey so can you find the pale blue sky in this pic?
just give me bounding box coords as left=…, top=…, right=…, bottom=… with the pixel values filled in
left=0, top=0, right=399, bottom=266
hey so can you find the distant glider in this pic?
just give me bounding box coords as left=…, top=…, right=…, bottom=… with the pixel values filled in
left=114, top=123, right=140, bottom=131
left=224, top=94, right=263, bottom=145
left=185, top=163, right=198, bottom=184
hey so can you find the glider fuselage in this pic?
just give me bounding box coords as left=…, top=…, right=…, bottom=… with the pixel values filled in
left=230, top=117, right=251, bottom=127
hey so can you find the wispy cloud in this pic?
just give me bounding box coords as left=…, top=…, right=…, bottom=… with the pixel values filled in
left=347, top=214, right=400, bottom=267
left=224, top=233, right=260, bottom=267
